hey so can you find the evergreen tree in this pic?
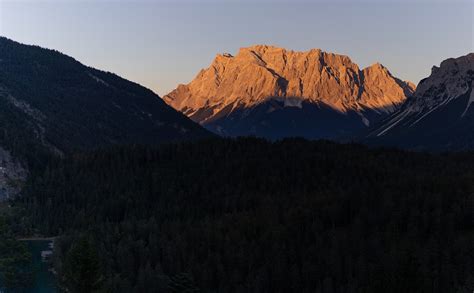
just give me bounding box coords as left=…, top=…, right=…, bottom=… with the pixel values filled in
left=63, top=236, right=103, bottom=293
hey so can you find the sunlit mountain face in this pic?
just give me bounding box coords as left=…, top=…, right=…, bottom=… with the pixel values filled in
left=1, top=0, right=473, bottom=292
left=164, top=45, right=415, bottom=140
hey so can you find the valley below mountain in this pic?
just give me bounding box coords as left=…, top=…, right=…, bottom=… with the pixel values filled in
left=1, top=37, right=473, bottom=293
left=1, top=0, right=473, bottom=292
left=18, top=138, right=474, bottom=293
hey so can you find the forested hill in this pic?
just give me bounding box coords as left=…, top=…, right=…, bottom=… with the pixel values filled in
left=0, top=37, right=210, bottom=166
left=18, top=138, right=474, bottom=293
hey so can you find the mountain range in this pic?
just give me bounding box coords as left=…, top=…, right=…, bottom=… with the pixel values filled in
left=366, top=53, right=474, bottom=150
left=1, top=37, right=473, bottom=172
left=1, top=36, right=472, bottom=293
left=164, top=45, right=415, bottom=139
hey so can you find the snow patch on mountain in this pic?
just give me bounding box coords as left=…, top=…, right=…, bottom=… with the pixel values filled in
left=369, top=52, right=474, bottom=142
left=461, top=81, right=474, bottom=117
left=376, top=109, right=411, bottom=136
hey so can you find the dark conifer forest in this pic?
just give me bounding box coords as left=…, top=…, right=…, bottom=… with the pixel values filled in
left=14, top=138, right=474, bottom=293
left=0, top=216, right=33, bottom=289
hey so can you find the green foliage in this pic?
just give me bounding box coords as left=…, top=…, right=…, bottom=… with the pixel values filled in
left=63, top=236, right=103, bottom=293
left=0, top=217, right=33, bottom=289
left=21, top=138, right=474, bottom=292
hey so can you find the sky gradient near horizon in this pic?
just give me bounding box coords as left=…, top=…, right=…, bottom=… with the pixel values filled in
left=0, top=0, right=473, bottom=96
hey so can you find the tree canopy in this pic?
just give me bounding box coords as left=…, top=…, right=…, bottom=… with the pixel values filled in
left=19, top=138, right=474, bottom=292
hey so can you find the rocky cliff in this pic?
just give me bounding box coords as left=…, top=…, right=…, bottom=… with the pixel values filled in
left=164, top=45, right=415, bottom=139
left=367, top=53, right=474, bottom=150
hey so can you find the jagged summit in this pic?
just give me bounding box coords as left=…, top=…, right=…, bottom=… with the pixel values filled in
left=163, top=45, right=414, bottom=139
left=367, top=53, right=474, bottom=150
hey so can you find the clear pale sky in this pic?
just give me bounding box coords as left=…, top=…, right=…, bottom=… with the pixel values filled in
left=0, top=0, right=473, bottom=96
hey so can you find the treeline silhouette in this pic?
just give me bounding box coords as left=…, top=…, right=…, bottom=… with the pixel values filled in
left=19, top=138, right=474, bottom=292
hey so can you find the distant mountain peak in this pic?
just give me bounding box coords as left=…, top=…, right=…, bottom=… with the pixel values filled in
left=163, top=45, right=414, bottom=139
left=398, top=52, right=474, bottom=117
left=367, top=53, right=474, bottom=150
left=364, top=62, right=389, bottom=73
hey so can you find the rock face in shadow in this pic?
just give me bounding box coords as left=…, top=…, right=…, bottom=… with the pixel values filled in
left=0, top=147, right=26, bottom=200
left=367, top=53, right=474, bottom=151
left=164, top=45, right=415, bottom=139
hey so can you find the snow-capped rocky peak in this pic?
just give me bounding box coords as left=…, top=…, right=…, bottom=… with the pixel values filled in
left=367, top=53, right=474, bottom=150
left=379, top=53, right=474, bottom=131
left=411, top=53, right=474, bottom=112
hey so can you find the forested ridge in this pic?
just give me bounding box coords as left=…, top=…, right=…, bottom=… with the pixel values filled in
left=16, top=138, right=474, bottom=292
left=0, top=36, right=210, bottom=169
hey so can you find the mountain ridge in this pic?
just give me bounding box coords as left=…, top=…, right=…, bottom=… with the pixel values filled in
left=366, top=52, right=474, bottom=150
left=0, top=36, right=210, bottom=156
left=164, top=45, right=415, bottom=138
left=0, top=36, right=211, bottom=198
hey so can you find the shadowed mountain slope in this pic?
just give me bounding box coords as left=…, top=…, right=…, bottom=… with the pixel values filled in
left=366, top=53, right=474, bottom=150
left=0, top=37, right=211, bottom=162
